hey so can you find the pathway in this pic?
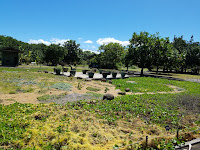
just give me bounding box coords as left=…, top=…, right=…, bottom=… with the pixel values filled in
left=63, top=72, right=129, bottom=79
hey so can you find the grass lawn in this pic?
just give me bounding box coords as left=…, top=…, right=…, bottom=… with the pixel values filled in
left=148, top=71, right=200, bottom=80
left=0, top=67, right=199, bottom=149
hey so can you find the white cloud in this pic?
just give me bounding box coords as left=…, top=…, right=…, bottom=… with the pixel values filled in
left=96, top=37, right=130, bottom=46
left=28, top=39, right=51, bottom=45
left=50, top=38, right=69, bottom=45
left=84, top=40, right=93, bottom=44
left=28, top=38, right=69, bottom=46
left=82, top=49, right=99, bottom=54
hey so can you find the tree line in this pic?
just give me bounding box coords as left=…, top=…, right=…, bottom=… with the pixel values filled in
left=0, top=35, right=95, bottom=69
left=127, top=32, right=200, bottom=75
left=0, top=32, right=199, bottom=75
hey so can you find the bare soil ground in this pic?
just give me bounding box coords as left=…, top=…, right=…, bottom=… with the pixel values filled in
left=0, top=79, right=185, bottom=105
left=0, top=80, right=118, bottom=105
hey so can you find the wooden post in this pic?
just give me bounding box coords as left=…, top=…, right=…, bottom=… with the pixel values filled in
left=146, top=136, right=148, bottom=147
left=177, top=130, right=179, bottom=140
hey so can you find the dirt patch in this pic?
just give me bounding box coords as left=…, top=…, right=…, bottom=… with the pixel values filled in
left=126, top=81, right=136, bottom=84
left=125, top=85, right=185, bottom=95
left=0, top=78, right=185, bottom=105
left=0, top=80, right=120, bottom=105
left=39, top=93, right=100, bottom=104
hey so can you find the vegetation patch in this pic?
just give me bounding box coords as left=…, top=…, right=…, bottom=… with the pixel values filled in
left=85, top=92, right=103, bottom=99
left=86, top=87, right=101, bottom=92
left=113, top=77, right=174, bottom=93
left=0, top=68, right=199, bottom=149
left=51, top=83, right=72, bottom=91
left=37, top=93, right=68, bottom=101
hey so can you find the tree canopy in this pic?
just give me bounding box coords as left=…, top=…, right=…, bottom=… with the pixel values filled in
left=128, top=32, right=155, bottom=75
left=0, top=33, right=199, bottom=75
left=63, top=40, right=82, bottom=68
left=98, top=42, right=125, bottom=69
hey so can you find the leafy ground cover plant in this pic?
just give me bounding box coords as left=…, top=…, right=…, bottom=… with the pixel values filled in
left=85, top=92, right=103, bottom=99
left=0, top=70, right=199, bottom=149
left=37, top=93, right=68, bottom=101
left=86, top=86, right=100, bottom=92
left=112, top=77, right=200, bottom=94
left=0, top=99, right=199, bottom=149
left=112, top=77, right=173, bottom=93
left=51, top=83, right=72, bottom=91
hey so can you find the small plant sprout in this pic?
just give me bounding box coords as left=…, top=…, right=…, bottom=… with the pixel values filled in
left=104, top=87, right=109, bottom=93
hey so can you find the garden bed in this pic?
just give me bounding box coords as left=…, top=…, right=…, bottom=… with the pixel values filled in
left=0, top=69, right=199, bottom=149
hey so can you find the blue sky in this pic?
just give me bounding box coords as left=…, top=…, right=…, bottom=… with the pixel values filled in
left=1, top=0, right=200, bottom=52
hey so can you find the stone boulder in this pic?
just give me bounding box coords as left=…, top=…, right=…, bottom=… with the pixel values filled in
left=125, top=88, right=130, bottom=92
left=108, top=80, right=113, bottom=84
left=118, top=92, right=126, bottom=95
left=101, top=78, right=107, bottom=82
left=103, top=93, right=114, bottom=100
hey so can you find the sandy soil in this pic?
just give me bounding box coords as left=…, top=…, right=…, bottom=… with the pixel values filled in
left=0, top=80, right=119, bottom=105
left=0, top=80, right=184, bottom=105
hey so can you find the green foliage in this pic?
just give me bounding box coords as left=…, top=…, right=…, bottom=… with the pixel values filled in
left=86, top=87, right=100, bottom=92
left=98, top=42, right=125, bottom=69
left=43, top=44, right=66, bottom=65
left=51, top=83, right=72, bottom=91
left=1, top=34, right=199, bottom=75
left=80, top=50, right=96, bottom=65
left=63, top=40, right=82, bottom=67
left=85, top=92, right=103, bottom=98
left=0, top=103, right=36, bottom=147
left=128, top=32, right=155, bottom=75
left=0, top=73, right=199, bottom=149
left=104, top=87, right=109, bottom=93
left=0, top=72, right=38, bottom=94
left=67, top=77, right=200, bottom=129
left=9, top=91, right=17, bottom=94
left=112, top=77, right=173, bottom=93
left=37, top=93, right=67, bottom=101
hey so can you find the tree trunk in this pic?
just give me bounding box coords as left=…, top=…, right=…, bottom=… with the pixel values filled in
left=156, top=65, right=159, bottom=74
left=68, top=64, right=73, bottom=70
left=140, top=68, right=144, bottom=76
left=181, top=66, right=184, bottom=73
left=163, top=66, right=166, bottom=72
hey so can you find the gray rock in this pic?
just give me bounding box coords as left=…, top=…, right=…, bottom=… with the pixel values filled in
left=103, top=93, right=114, bottom=100
left=125, top=88, right=130, bottom=92
left=101, top=78, right=107, bottom=82
left=118, top=92, right=126, bottom=95
left=85, top=78, right=92, bottom=81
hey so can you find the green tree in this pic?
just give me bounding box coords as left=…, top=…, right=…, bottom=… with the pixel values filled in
left=98, top=42, right=125, bottom=69
left=63, top=40, right=82, bottom=69
left=186, top=36, right=200, bottom=74
left=43, top=44, right=66, bottom=65
left=128, top=32, right=155, bottom=75
left=80, top=50, right=96, bottom=66
left=172, top=36, right=188, bottom=73
left=152, top=36, right=173, bottom=73
left=123, top=48, right=131, bottom=70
